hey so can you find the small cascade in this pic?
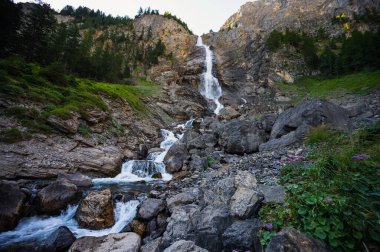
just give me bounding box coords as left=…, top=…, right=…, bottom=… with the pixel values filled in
left=196, top=36, right=224, bottom=114
left=0, top=119, right=193, bottom=247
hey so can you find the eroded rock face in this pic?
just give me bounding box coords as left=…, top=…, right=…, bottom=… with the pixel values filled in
left=68, top=232, right=141, bottom=252
left=163, top=240, right=208, bottom=252
left=36, top=180, right=80, bottom=215
left=57, top=172, right=92, bottom=187
left=260, top=99, right=351, bottom=151
left=218, top=120, right=267, bottom=154
left=76, top=189, right=115, bottom=230
left=0, top=181, right=26, bottom=232
left=266, top=228, right=332, bottom=252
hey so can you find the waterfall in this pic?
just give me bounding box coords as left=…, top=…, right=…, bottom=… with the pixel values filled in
left=196, top=36, right=224, bottom=114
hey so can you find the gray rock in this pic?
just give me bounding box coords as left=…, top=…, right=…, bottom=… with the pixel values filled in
left=57, top=172, right=92, bottom=187
left=258, top=185, right=286, bottom=204
left=230, top=187, right=263, bottom=219
left=219, top=106, right=241, bottom=120
left=138, top=198, right=165, bottom=220
left=218, top=120, right=267, bottom=154
left=234, top=170, right=257, bottom=189
left=44, top=226, right=76, bottom=252
left=266, top=228, right=332, bottom=252
left=222, top=219, right=261, bottom=251
left=167, top=192, right=197, bottom=210
left=46, top=114, right=79, bottom=134
left=76, top=189, right=114, bottom=230
left=195, top=205, right=232, bottom=252
left=68, top=232, right=141, bottom=252
left=0, top=181, right=26, bottom=232
left=261, top=99, right=351, bottom=151
left=162, top=204, right=201, bottom=248
left=164, top=141, right=189, bottom=173
left=189, top=156, right=208, bottom=172
left=200, top=177, right=235, bottom=207
left=141, top=237, right=162, bottom=252
left=163, top=240, right=208, bottom=252
left=37, top=180, right=80, bottom=215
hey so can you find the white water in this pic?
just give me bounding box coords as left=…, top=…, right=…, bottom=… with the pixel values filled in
left=0, top=200, right=139, bottom=247
left=196, top=36, right=224, bottom=114
left=0, top=120, right=193, bottom=247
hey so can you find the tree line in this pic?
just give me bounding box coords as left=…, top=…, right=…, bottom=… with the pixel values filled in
left=266, top=28, right=380, bottom=76
left=0, top=0, right=167, bottom=83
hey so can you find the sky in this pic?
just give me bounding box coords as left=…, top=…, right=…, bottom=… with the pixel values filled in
left=14, top=0, right=251, bottom=35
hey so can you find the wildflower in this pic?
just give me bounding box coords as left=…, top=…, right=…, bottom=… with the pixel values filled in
left=323, top=197, right=333, bottom=203
left=352, top=154, right=369, bottom=161
left=265, top=223, right=273, bottom=230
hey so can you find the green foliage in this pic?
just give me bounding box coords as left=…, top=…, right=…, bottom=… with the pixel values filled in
left=0, top=0, right=21, bottom=57
left=207, top=156, right=216, bottom=167
left=266, top=30, right=283, bottom=51
left=0, top=128, right=31, bottom=143
left=163, top=11, right=193, bottom=35
left=306, top=125, right=336, bottom=145
left=259, top=123, right=380, bottom=251
left=278, top=70, right=380, bottom=99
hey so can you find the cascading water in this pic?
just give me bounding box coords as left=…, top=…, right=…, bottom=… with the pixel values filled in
left=196, top=36, right=224, bottom=114
left=0, top=119, right=193, bottom=248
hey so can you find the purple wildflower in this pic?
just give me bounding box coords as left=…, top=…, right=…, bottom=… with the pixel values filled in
left=323, top=197, right=333, bottom=203
left=232, top=250, right=239, bottom=252
left=352, top=154, right=369, bottom=161
left=265, top=223, right=273, bottom=230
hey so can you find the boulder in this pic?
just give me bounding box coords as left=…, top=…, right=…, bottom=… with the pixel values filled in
left=164, top=141, right=188, bottom=173
left=76, top=189, right=115, bottom=230
left=37, top=180, right=80, bottom=215
left=266, top=228, right=332, bottom=252
left=57, top=172, right=92, bottom=187
left=163, top=240, right=208, bottom=252
left=219, top=106, right=241, bottom=120
left=200, top=177, right=235, bottom=206
left=138, top=198, right=165, bottom=220
left=0, top=181, right=26, bottom=232
left=258, top=185, right=286, bottom=204
left=141, top=237, right=162, bottom=252
left=260, top=99, right=351, bottom=151
left=68, top=232, right=141, bottom=252
left=218, top=120, right=267, bottom=154
left=195, top=205, right=232, bottom=252
left=189, top=156, right=208, bottom=172
left=44, top=226, right=76, bottom=252
left=230, top=188, right=263, bottom=219
left=162, top=204, right=201, bottom=248
left=167, top=192, right=197, bottom=210
left=130, top=220, right=146, bottom=237
left=222, top=219, right=261, bottom=251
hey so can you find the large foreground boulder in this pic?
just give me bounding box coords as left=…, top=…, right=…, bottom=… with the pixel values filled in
left=138, top=198, right=165, bottom=220
left=68, top=232, right=141, bottom=252
left=0, top=181, right=26, bottom=232
left=266, top=228, right=332, bottom=252
left=44, top=226, right=76, bottom=252
left=218, top=120, right=267, bottom=154
left=36, top=180, right=80, bottom=215
left=76, top=189, right=115, bottom=230
left=260, top=99, right=350, bottom=151
left=164, top=141, right=188, bottom=173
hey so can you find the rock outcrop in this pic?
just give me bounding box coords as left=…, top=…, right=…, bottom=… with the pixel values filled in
left=76, top=189, right=115, bottom=230
left=138, top=198, right=165, bottom=220
left=44, top=226, right=76, bottom=252
left=260, top=99, right=351, bottom=151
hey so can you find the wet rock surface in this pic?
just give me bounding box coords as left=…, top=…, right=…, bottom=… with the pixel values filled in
left=44, top=226, right=76, bottom=252
left=138, top=198, right=166, bottom=221
left=0, top=181, right=26, bottom=232
left=36, top=180, right=80, bottom=215
left=76, top=189, right=115, bottom=230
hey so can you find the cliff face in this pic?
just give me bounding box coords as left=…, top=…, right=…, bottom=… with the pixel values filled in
left=202, top=0, right=380, bottom=115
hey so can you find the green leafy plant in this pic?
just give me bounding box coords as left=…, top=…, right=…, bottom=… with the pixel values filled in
left=259, top=122, right=380, bottom=251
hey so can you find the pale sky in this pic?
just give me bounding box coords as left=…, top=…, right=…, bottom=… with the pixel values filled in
left=14, top=0, right=251, bottom=35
